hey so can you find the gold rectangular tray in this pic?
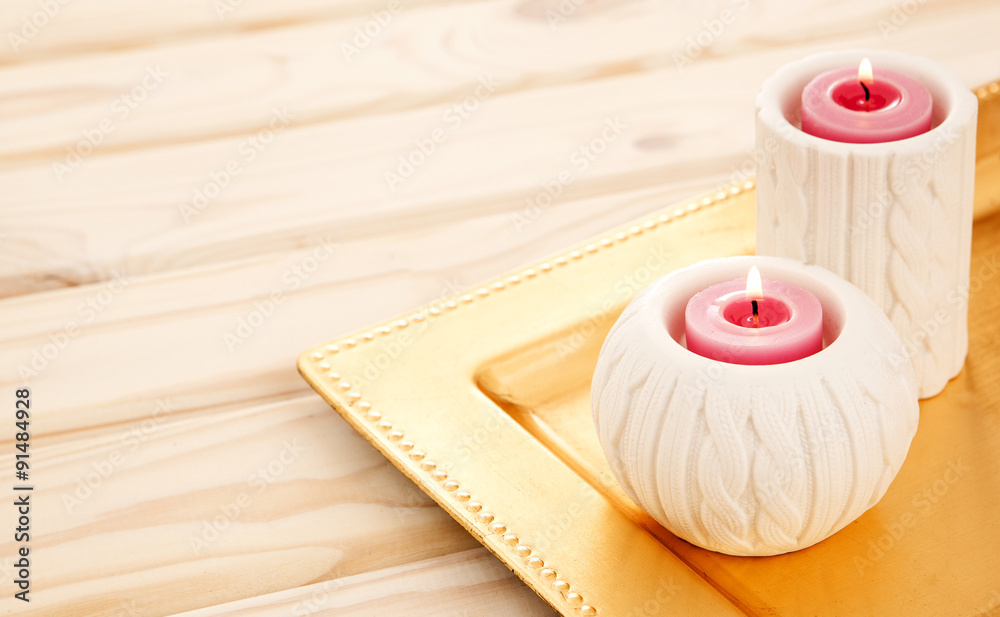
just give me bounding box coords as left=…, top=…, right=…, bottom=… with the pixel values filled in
left=299, top=83, right=1000, bottom=617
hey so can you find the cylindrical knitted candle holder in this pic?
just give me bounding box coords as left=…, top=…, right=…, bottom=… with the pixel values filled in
left=755, top=50, right=978, bottom=399
left=591, top=256, right=919, bottom=556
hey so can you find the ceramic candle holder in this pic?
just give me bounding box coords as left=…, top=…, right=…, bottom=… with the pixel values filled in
left=591, top=256, right=919, bottom=556
left=755, top=50, right=978, bottom=399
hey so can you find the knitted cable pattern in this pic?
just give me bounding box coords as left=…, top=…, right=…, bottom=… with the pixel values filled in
left=592, top=264, right=919, bottom=556
left=887, top=153, right=935, bottom=390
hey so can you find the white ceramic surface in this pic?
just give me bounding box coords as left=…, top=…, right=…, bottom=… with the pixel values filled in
left=755, top=49, right=978, bottom=399
left=591, top=256, right=919, bottom=556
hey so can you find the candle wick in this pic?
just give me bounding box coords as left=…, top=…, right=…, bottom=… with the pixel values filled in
left=751, top=299, right=759, bottom=328
left=860, top=80, right=870, bottom=102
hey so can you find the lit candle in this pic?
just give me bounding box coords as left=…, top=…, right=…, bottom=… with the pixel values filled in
left=684, top=266, right=823, bottom=365
left=593, top=255, right=919, bottom=556
left=757, top=49, right=978, bottom=396
left=800, top=57, right=932, bottom=143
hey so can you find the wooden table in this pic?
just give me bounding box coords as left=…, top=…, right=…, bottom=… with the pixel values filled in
left=1, top=1, right=998, bottom=615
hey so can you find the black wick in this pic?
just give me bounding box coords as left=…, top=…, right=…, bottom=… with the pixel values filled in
left=751, top=299, right=759, bottom=327
left=860, top=81, right=871, bottom=101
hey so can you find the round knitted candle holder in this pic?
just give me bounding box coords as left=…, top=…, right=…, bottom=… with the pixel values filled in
left=591, top=256, right=919, bottom=556
left=755, top=50, right=977, bottom=399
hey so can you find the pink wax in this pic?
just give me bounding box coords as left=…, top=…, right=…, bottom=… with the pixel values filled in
left=684, top=276, right=823, bottom=365
left=800, top=63, right=932, bottom=143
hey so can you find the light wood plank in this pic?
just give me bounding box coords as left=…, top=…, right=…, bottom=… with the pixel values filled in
left=0, top=0, right=773, bottom=160
left=1, top=0, right=998, bottom=297
left=0, top=0, right=462, bottom=64
left=0, top=179, right=732, bottom=436
left=2, top=2, right=999, bottom=616
left=169, top=549, right=556, bottom=617
left=0, top=395, right=479, bottom=616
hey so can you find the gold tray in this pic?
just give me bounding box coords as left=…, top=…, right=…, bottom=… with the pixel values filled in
left=299, top=83, right=1000, bottom=617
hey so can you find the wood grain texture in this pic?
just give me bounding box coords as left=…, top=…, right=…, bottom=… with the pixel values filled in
left=0, top=181, right=717, bottom=437
left=0, top=0, right=997, bottom=615
left=0, top=395, right=480, bottom=616
left=2, top=0, right=999, bottom=296
left=169, top=549, right=555, bottom=617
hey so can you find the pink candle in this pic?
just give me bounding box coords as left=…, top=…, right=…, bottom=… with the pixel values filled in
left=684, top=267, right=823, bottom=365
left=800, top=58, right=932, bottom=143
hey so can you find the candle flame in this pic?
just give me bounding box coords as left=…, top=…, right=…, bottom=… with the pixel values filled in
left=858, top=57, right=873, bottom=86
left=746, top=266, right=763, bottom=300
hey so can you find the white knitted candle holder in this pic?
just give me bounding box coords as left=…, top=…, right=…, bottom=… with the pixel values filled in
left=591, top=256, right=918, bottom=556
left=755, top=50, right=978, bottom=399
